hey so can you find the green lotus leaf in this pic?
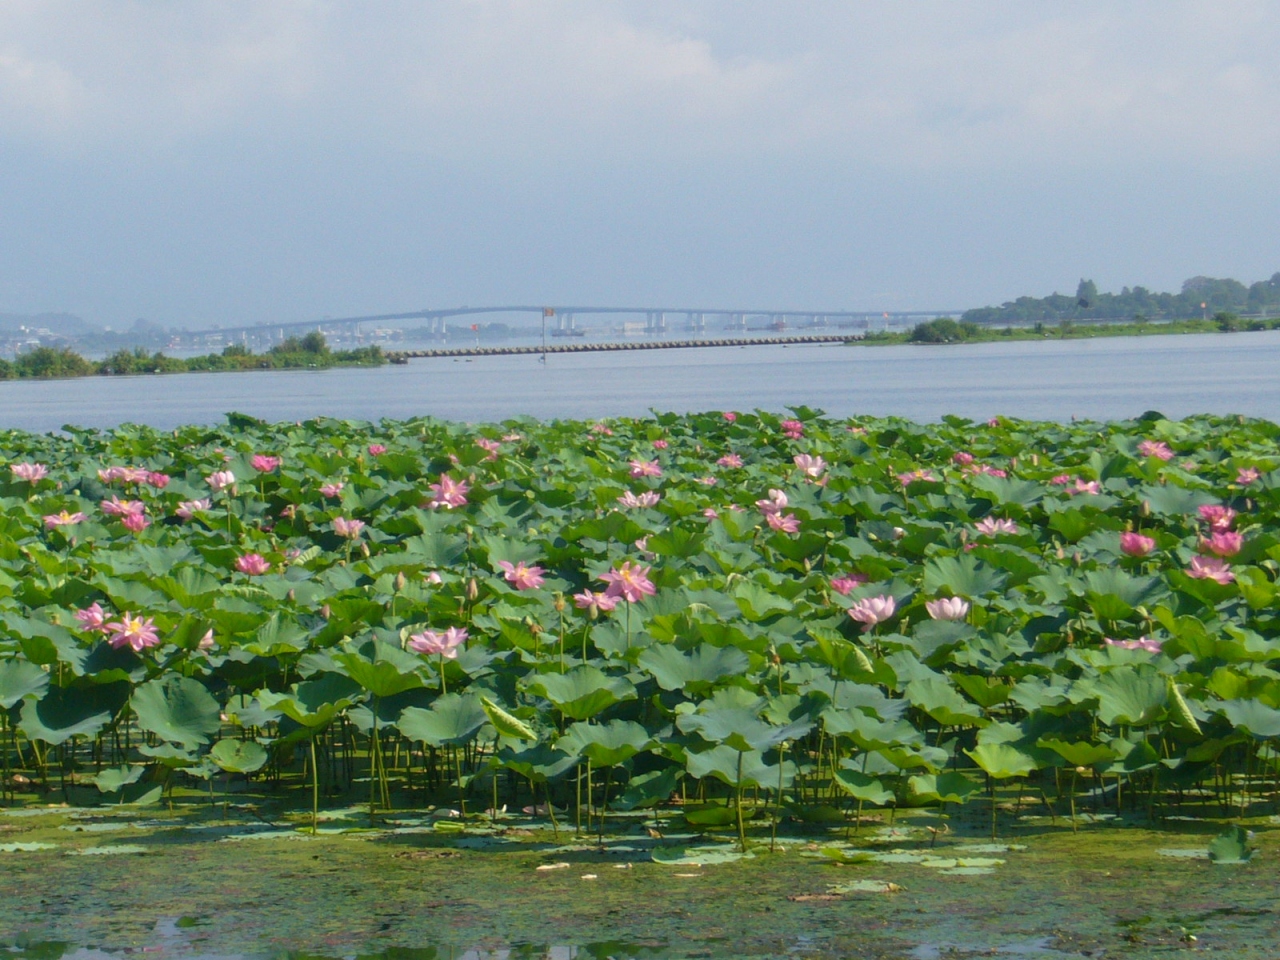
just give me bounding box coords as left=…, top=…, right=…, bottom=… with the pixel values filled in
left=130, top=676, right=222, bottom=749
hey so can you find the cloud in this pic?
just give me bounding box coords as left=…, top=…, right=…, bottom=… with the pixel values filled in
left=0, top=1, right=1277, bottom=167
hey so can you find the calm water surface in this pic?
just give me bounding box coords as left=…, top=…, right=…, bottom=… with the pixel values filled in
left=2, top=332, right=1275, bottom=432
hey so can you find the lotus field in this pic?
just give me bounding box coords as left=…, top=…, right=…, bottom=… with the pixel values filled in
left=3, top=409, right=1280, bottom=846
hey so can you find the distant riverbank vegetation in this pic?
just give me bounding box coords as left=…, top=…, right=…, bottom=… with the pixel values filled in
left=890, top=311, right=1279, bottom=347
left=963, top=272, right=1280, bottom=327
left=0, top=332, right=384, bottom=381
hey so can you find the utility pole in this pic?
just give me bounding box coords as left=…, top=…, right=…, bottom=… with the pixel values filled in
left=541, top=307, right=552, bottom=364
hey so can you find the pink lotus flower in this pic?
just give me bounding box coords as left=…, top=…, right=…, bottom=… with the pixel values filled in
left=207, top=470, right=236, bottom=492
left=197, top=629, right=216, bottom=652
left=830, top=573, right=868, bottom=595
left=652, top=439, right=669, bottom=449
left=101, top=496, right=145, bottom=517
left=1105, top=636, right=1163, bottom=653
left=423, top=570, right=443, bottom=584
left=176, top=498, right=212, bottom=520
left=97, top=466, right=126, bottom=483
left=1199, top=531, right=1243, bottom=558
left=793, top=454, right=826, bottom=479
left=629, top=459, right=662, bottom=478
left=106, top=612, right=161, bottom=653
left=600, top=560, right=656, bottom=603
left=1049, top=474, right=1074, bottom=486
left=333, top=517, right=366, bottom=539
left=716, top=453, right=743, bottom=468
left=1119, top=532, right=1156, bottom=557
left=723, top=411, right=738, bottom=422
left=848, top=595, right=896, bottom=632
left=590, top=422, right=614, bottom=436
left=368, top=444, right=388, bottom=456
left=897, top=469, right=938, bottom=485
left=695, top=476, right=717, bottom=486
left=766, top=512, right=800, bottom=533
left=498, top=560, right=545, bottom=590
left=43, top=510, right=87, bottom=528
left=428, top=473, right=469, bottom=509
left=1236, top=467, right=1261, bottom=486
left=251, top=455, right=282, bottom=473
left=146, top=472, right=170, bottom=489
left=1137, top=440, right=1175, bottom=461
left=1186, top=555, right=1234, bottom=584
left=702, top=508, right=720, bottom=519
left=407, top=626, right=469, bottom=659
left=573, top=590, right=620, bottom=615
left=779, top=419, right=804, bottom=438
left=974, top=516, right=1018, bottom=536
left=925, top=597, right=970, bottom=621
left=952, top=451, right=975, bottom=465
left=1198, top=504, right=1236, bottom=531
left=10, top=462, right=48, bottom=482
left=756, top=489, right=788, bottom=516
left=617, top=490, right=661, bottom=509
left=319, top=482, right=345, bottom=498
left=75, top=602, right=109, bottom=633
left=120, top=511, right=150, bottom=533
left=965, top=464, right=1007, bottom=478
left=475, top=438, right=501, bottom=460
left=235, top=553, right=271, bottom=576
left=1072, top=479, right=1102, bottom=495
left=501, top=433, right=523, bottom=443
left=986, top=417, right=1001, bottom=427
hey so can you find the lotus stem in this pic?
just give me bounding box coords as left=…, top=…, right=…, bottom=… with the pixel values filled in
left=310, top=736, right=319, bottom=835
left=736, top=749, right=747, bottom=853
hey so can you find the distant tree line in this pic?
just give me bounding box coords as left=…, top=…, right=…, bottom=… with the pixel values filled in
left=962, top=272, right=1280, bottom=326
left=0, top=332, right=383, bottom=380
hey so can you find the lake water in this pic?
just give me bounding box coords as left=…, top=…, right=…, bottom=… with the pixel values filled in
left=2, top=331, right=1277, bottom=433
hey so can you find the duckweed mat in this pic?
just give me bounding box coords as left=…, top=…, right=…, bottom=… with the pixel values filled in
left=3, top=805, right=1279, bottom=958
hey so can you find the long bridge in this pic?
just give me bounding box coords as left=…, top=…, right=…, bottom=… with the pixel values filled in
left=184, top=304, right=964, bottom=343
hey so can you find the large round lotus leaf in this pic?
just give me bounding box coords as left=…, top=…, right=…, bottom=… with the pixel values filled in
left=685, top=743, right=795, bottom=790
left=398, top=693, right=487, bottom=747
left=1217, top=699, right=1280, bottom=739
left=525, top=666, right=636, bottom=720
left=637, top=644, right=750, bottom=693
left=210, top=739, right=269, bottom=774
left=0, top=659, right=48, bottom=710
left=964, top=742, right=1039, bottom=779
left=130, top=676, right=222, bottom=749
left=559, top=719, right=653, bottom=767
left=19, top=682, right=129, bottom=746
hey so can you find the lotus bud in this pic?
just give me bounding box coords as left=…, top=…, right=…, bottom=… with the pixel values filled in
left=553, top=592, right=565, bottom=613
left=1055, top=544, right=1065, bottom=559
left=893, top=527, right=905, bottom=540
left=463, top=524, right=474, bottom=537
left=1031, top=454, right=1039, bottom=465
left=1140, top=500, right=1151, bottom=517
left=1072, top=551, right=1082, bottom=565
left=466, top=578, right=479, bottom=602
left=320, top=604, right=331, bottom=619
left=287, top=588, right=296, bottom=602
left=395, top=571, right=407, bottom=592
left=360, top=542, right=370, bottom=558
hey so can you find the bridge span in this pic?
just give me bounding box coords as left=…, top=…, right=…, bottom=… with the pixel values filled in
left=186, top=303, right=963, bottom=343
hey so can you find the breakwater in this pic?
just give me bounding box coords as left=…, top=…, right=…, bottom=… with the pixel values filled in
left=386, top=333, right=857, bottom=362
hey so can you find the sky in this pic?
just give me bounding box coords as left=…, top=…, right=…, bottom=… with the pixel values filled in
left=1, top=1, right=1278, bottom=328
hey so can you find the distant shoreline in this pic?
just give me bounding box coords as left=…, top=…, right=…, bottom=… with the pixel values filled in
left=0, top=318, right=1273, bottom=381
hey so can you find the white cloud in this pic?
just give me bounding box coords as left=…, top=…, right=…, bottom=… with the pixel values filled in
left=0, top=1, right=1277, bottom=166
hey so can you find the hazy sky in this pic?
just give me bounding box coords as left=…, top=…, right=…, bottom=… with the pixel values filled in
left=2, top=1, right=1278, bottom=327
